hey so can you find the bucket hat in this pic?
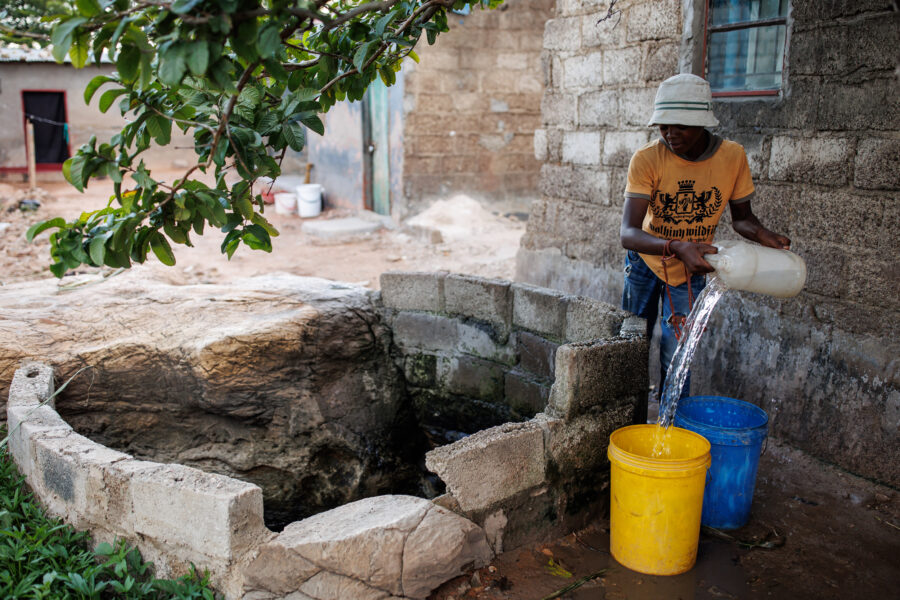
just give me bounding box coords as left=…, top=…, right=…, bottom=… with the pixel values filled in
left=647, top=74, right=719, bottom=128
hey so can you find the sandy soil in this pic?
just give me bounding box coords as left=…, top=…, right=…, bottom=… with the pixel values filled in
left=2, top=177, right=897, bottom=599
left=0, top=172, right=525, bottom=288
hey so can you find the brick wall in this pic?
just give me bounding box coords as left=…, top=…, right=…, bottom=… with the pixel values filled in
left=517, top=0, right=900, bottom=486
left=399, top=0, right=555, bottom=216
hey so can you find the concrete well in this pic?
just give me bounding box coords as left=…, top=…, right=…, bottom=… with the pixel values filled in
left=5, top=272, right=646, bottom=598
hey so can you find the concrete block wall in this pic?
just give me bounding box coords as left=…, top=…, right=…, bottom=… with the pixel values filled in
left=400, top=0, right=555, bottom=216
left=517, top=0, right=900, bottom=486
left=380, top=271, right=633, bottom=436
left=5, top=363, right=269, bottom=598
left=382, top=271, right=647, bottom=550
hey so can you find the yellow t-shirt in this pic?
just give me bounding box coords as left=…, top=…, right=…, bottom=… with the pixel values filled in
left=625, top=138, right=755, bottom=286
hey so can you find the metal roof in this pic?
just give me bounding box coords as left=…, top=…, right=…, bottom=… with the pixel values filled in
left=0, top=45, right=112, bottom=64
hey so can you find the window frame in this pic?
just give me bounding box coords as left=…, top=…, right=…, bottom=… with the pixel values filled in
left=702, top=1, right=789, bottom=98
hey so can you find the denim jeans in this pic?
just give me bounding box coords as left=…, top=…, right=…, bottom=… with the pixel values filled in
left=621, top=250, right=706, bottom=422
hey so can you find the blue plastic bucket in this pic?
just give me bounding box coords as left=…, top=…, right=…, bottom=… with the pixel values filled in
left=674, top=396, right=768, bottom=529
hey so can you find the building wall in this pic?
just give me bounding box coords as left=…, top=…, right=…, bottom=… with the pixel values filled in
left=400, top=0, right=555, bottom=218
left=517, top=0, right=900, bottom=486
left=0, top=62, right=197, bottom=178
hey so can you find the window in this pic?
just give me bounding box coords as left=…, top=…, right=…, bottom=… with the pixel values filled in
left=705, top=0, right=788, bottom=96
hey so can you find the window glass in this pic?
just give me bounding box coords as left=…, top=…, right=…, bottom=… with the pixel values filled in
left=710, top=0, right=788, bottom=26
left=708, top=25, right=786, bottom=91
left=707, top=0, right=788, bottom=93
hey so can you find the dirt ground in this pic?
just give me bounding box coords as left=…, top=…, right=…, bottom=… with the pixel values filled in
left=2, top=176, right=898, bottom=599
left=0, top=171, right=525, bottom=289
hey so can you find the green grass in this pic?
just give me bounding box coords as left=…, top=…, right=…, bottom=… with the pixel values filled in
left=1, top=433, right=219, bottom=599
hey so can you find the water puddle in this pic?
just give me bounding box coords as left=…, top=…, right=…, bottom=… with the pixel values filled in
left=652, top=276, right=729, bottom=457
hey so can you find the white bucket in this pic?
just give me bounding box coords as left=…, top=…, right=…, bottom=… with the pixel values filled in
left=274, top=192, right=297, bottom=215
left=296, top=184, right=322, bottom=218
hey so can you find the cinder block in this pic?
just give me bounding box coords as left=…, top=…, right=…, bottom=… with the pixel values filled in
left=541, top=93, right=577, bottom=128
left=626, top=1, right=681, bottom=42
left=548, top=406, right=634, bottom=474
left=127, top=462, right=266, bottom=561
left=578, top=90, right=619, bottom=128
left=444, top=274, right=512, bottom=334
left=602, top=130, right=650, bottom=167
left=562, top=131, right=602, bottom=165
left=425, top=421, right=547, bottom=512
left=855, top=138, right=900, bottom=190
left=582, top=13, right=626, bottom=48
left=516, top=331, right=559, bottom=379
left=457, top=321, right=517, bottom=365
left=533, top=128, right=548, bottom=161
left=511, top=283, right=569, bottom=340
left=562, top=52, right=604, bottom=89
left=379, top=272, right=445, bottom=312
left=643, top=42, right=678, bottom=82
left=392, top=311, right=460, bottom=353
left=438, top=356, right=505, bottom=402
left=504, top=370, right=551, bottom=417
left=405, top=353, right=438, bottom=387
left=602, top=46, right=642, bottom=85
left=768, top=135, right=853, bottom=186
left=8, top=362, right=55, bottom=408
left=565, top=296, right=625, bottom=341
left=548, top=337, right=648, bottom=421
left=543, top=17, right=582, bottom=51
left=621, top=87, right=657, bottom=127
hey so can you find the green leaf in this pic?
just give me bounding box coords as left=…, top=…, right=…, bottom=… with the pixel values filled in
left=69, top=30, right=91, bottom=68
left=375, top=12, right=398, bottom=37
left=426, top=27, right=437, bottom=45
left=116, top=44, right=141, bottom=82
left=63, top=155, right=88, bottom=192
left=187, top=40, right=210, bottom=76
left=301, top=114, right=325, bottom=136
left=84, top=75, right=115, bottom=104
left=146, top=115, right=172, bottom=145
left=242, top=224, right=272, bottom=252
left=233, top=195, right=253, bottom=220
left=257, top=23, right=282, bottom=58
left=26, top=218, right=66, bottom=242
left=149, top=232, right=176, bottom=266
left=75, top=0, right=103, bottom=17
left=171, top=0, right=205, bottom=13
left=408, top=50, right=419, bottom=63
left=50, top=17, right=88, bottom=63
left=98, top=88, right=127, bottom=113
left=282, top=122, right=306, bottom=151
left=232, top=20, right=259, bottom=62
left=50, top=262, right=68, bottom=278
left=250, top=212, right=279, bottom=237
left=89, top=235, right=107, bottom=265
left=353, top=40, right=377, bottom=72
left=159, top=44, right=188, bottom=86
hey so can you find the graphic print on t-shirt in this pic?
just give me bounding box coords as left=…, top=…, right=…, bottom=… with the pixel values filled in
left=654, top=180, right=724, bottom=225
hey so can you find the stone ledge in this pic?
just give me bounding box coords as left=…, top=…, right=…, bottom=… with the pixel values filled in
left=425, top=421, right=546, bottom=512
left=380, top=271, right=446, bottom=312
left=511, top=282, right=568, bottom=340
left=443, top=274, right=513, bottom=336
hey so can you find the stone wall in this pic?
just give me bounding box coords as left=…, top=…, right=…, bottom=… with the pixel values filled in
left=380, top=271, right=648, bottom=550
left=400, top=0, right=555, bottom=216
left=517, top=0, right=900, bottom=486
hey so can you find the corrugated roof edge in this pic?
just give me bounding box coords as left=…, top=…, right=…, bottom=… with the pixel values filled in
left=0, top=45, right=112, bottom=64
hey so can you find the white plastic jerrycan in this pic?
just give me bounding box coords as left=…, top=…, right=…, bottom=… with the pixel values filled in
left=704, top=239, right=807, bottom=298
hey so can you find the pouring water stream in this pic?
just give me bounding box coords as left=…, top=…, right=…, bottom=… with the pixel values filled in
left=651, top=276, right=730, bottom=457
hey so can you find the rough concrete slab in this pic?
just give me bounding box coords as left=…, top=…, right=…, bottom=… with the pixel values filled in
left=425, top=422, right=546, bottom=512
left=302, top=217, right=383, bottom=239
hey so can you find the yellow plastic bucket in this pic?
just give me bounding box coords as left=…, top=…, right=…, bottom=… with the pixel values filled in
left=608, top=424, right=711, bottom=575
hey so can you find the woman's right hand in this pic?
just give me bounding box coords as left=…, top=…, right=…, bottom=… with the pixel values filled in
left=671, top=240, right=718, bottom=274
